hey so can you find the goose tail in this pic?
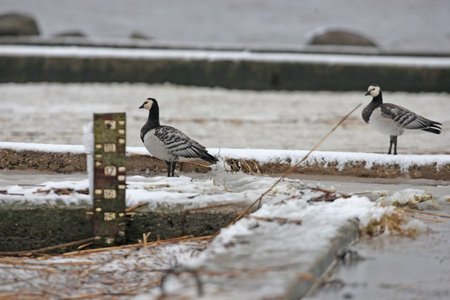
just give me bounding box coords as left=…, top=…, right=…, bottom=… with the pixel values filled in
left=422, top=121, right=442, bottom=134
left=200, top=150, right=219, bottom=164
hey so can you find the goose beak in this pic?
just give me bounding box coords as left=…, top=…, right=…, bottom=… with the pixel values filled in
left=365, top=91, right=371, bottom=96
left=139, top=104, right=145, bottom=109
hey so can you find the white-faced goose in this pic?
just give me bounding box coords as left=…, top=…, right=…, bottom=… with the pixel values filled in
left=139, top=98, right=218, bottom=177
left=362, top=84, right=442, bottom=155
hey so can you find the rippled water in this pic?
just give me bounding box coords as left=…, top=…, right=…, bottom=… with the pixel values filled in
left=1, top=0, right=449, bottom=52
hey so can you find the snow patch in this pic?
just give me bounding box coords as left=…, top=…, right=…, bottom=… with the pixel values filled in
left=0, top=173, right=302, bottom=208
left=0, top=141, right=85, bottom=153
left=377, top=188, right=439, bottom=210
left=200, top=194, right=425, bottom=261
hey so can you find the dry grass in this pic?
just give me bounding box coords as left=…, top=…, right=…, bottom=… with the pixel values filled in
left=362, top=211, right=414, bottom=237
left=0, top=235, right=212, bottom=299
left=362, top=207, right=450, bottom=238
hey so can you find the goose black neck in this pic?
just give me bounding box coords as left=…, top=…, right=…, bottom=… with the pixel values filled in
left=145, top=103, right=161, bottom=129
left=140, top=102, right=161, bottom=142
left=371, top=91, right=383, bottom=106
left=362, top=91, right=383, bottom=123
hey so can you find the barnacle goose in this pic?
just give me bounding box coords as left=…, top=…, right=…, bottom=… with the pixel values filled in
left=362, top=85, right=442, bottom=155
left=139, top=98, right=218, bottom=177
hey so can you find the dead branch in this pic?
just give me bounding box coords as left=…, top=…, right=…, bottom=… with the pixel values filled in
left=0, top=237, right=98, bottom=257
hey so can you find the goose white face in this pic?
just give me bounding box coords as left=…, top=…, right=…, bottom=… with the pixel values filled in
left=139, top=98, right=154, bottom=110
left=366, top=85, right=380, bottom=97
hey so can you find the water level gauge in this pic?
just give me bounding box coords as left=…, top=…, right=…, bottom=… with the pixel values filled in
left=92, top=113, right=126, bottom=246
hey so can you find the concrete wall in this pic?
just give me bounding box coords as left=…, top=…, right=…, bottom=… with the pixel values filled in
left=1, top=54, right=449, bottom=92
left=0, top=204, right=240, bottom=252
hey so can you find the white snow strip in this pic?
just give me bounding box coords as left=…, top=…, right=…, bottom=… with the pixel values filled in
left=1, top=45, right=450, bottom=67
left=0, top=141, right=85, bottom=153
left=208, top=148, right=450, bottom=172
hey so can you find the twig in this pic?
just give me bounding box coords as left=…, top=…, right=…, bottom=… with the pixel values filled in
left=249, top=216, right=302, bottom=225
left=184, top=203, right=235, bottom=212
left=181, top=161, right=211, bottom=170
left=310, top=187, right=351, bottom=198
left=401, top=208, right=450, bottom=219
left=401, top=211, right=448, bottom=223
left=125, top=202, right=148, bottom=213
left=0, top=237, right=98, bottom=257
left=224, top=103, right=362, bottom=228
left=143, top=232, right=151, bottom=247
left=160, top=266, right=203, bottom=297
left=62, top=235, right=213, bottom=257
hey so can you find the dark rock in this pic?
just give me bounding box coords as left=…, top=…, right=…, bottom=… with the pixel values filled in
left=308, top=28, right=377, bottom=47
left=129, top=30, right=151, bottom=40
left=54, top=30, right=86, bottom=37
left=0, top=12, right=40, bottom=36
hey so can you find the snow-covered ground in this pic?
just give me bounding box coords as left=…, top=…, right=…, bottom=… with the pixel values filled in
left=0, top=239, right=209, bottom=298
left=0, top=172, right=305, bottom=208
left=0, top=169, right=434, bottom=299
left=1, top=82, right=448, bottom=298
left=1, top=83, right=449, bottom=154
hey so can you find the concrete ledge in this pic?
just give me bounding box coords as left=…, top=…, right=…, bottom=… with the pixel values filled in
left=1, top=45, right=450, bottom=91
left=0, top=149, right=210, bottom=175
left=1, top=144, right=449, bottom=180
left=226, top=158, right=450, bottom=181
left=197, top=216, right=359, bottom=299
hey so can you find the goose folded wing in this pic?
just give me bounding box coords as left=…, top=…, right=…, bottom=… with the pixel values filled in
left=380, top=104, right=434, bottom=129
left=155, top=126, right=207, bottom=158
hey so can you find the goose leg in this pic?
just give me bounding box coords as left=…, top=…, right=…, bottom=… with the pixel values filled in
left=392, top=136, right=398, bottom=155
left=165, top=161, right=172, bottom=177
left=388, top=136, right=393, bottom=154
left=170, top=161, right=176, bottom=177
left=388, top=135, right=398, bottom=155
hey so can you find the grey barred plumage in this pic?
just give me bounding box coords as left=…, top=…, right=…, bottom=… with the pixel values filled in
left=139, top=98, right=218, bottom=177
left=362, top=85, right=442, bottom=155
